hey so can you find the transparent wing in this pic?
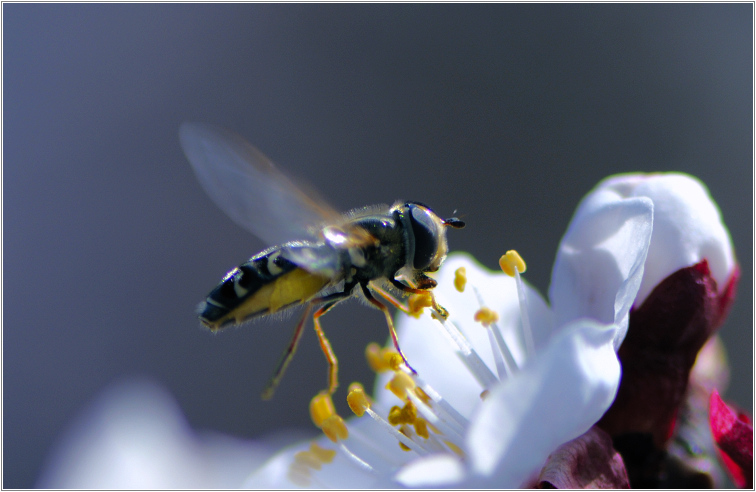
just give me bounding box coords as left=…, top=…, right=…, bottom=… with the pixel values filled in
left=180, top=122, right=342, bottom=247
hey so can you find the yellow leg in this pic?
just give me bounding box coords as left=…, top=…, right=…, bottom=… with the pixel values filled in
left=361, top=284, right=417, bottom=374
left=370, top=284, right=413, bottom=314
left=313, top=303, right=339, bottom=394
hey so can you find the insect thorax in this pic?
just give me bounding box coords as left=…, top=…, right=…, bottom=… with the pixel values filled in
left=337, top=215, right=408, bottom=285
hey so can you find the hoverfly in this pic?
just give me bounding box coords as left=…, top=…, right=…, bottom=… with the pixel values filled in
left=180, top=123, right=464, bottom=399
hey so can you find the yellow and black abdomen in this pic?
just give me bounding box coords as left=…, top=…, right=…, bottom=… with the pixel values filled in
left=199, top=247, right=330, bottom=331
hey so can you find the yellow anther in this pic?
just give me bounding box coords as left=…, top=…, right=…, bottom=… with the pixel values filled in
left=387, top=352, right=404, bottom=372
left=474, top=307, right=499, bottom=327
left=388, top=401, right=418, bottom=426
left=366, top=343, right=401, bottom=373
left=454, top=267, right=467, bottom=292
left=294, top=449, right=323, bottom=470
left=399, top=442, right=411, bottom=452
left=408, top=292, right=433, bottom=318
left=322, top=414, right=349, bottom=443
left=309, top=391, right=337, bottom=429
left=499, top=250, right=527, bottom=276
left=414, top=386, right=432, bottom=405
left=309, top=442, right=336, bottom=464
left=347, top=384, right=371, bottom=417
left=445, top=440, right=465, bottom=457
left=480, top=389, right=490, bottom=400
left=387, top=406, right=402, bottom=426
left=414, top=417, right=430, bottom=439
left=386, top=371, right=416, bottom=399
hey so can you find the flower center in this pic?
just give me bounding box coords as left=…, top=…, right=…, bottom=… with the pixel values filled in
left=291, top=251, right=531, bottom=485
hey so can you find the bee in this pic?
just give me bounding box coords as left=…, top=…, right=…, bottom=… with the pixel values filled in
left=180, top=123, right=464, bottom=399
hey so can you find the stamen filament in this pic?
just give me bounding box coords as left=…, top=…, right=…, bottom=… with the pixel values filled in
left=338, top=442, right=376, bottom=475
left=489, top=321, right=520, bottom=375
left=499, top=250, right=534, bottom=355
left=406, top=389, right=465, bottom=445
left=364, top=408, right=429, bottom=455
left=400, top=424, right=445, bottom=453
left=347, top=425, right=406, bottom=469
left=485, top=327, right=509, bottom=380
left=430, top=307, right=498, bottom=389
left=410, top=372, right=469, bottom=434
left=514, top=268, right=535, bottom=356
left=425, top=429, right=462, bottom=456
left=472, top=286, right=519, bottom=378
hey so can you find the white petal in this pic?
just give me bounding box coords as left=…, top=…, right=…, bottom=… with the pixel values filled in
left=375, top=253, right=552, bottom=417
left=395, top=453, right=466, bottom=487
left=598, top=173, right=735, bottom=305
left=466, top=320, right=620, bottom=487
left=243, top=446, right=305, bottom=488
left=549, top=189, right=653, bottom=348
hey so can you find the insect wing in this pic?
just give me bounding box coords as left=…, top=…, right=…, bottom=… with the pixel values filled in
left=180, top=122, right=341, bottom=247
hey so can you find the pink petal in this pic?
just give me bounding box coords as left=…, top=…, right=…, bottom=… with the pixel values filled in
left=537, top=426, right=630, bottom=489
left=709, top=389, right=753, bottom=488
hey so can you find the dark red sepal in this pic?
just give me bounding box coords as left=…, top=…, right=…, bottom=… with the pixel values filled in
left=598, top=260, right=738, bottom=446
left=536, top=426, right=630, bottom=489
left=709, top=389, right=753, bottom=488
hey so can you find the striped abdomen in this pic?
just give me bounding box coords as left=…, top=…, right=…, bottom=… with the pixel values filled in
left=198, top=248, right=330, bottom=330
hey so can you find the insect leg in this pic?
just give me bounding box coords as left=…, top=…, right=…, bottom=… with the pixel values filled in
left=361, top=283, right=417, bottom=375
left=370, top=283, right=414, bottom=315
left=307, top=286, right=356, bottom=394
left=312, top=299, right=343, bottom=395
left=262, top=303, right=313, bottom=400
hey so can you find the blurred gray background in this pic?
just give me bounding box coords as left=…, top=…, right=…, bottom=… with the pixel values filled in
left=4, top=4, right=752, bottom=488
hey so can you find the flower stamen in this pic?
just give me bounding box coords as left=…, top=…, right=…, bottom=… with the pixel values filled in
left=408, top=292, right=433, bottom=318
left=288, top=442, right=337, bottom=486
left=500, top=250, right=535, bottom=356
left=335, top=250, right=541, bottom=479
left=310, top=391, right=348, bottom=443
left=499, top=250, right=527, bottom=276
left=472, top=287, right=517, bottom=379
left=407, top=372, right=469, bottom=435
left=429, top=309, right=498, bottom=389
left=474, top=306, right=499, bottom=326
left=347, top=383, right=429, bottom=455
left=386, top=371, right=416, bottom=400
left=346, top=383, right=371, bottom=417
left=366, top=343, right=403, bottom=373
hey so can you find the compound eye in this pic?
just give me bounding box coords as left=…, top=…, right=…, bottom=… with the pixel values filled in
left=409, top=205, right=440, bottom=270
